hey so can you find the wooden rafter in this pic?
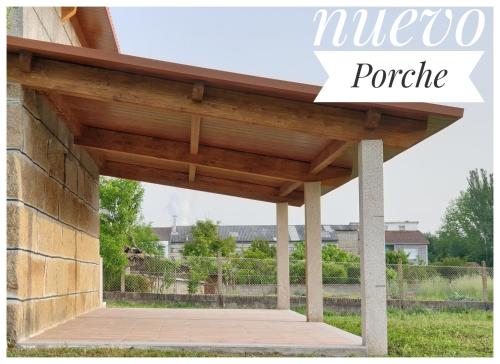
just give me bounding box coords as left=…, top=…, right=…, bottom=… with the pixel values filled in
left=74, top=127, right=351, bottom=183
left=7, top=54, right=429, bottom=149
left=279, top=140, right=352, bottom=197
left=279, top=181, right=302, bottom=197
left=101, top=160, right=304, bottom=206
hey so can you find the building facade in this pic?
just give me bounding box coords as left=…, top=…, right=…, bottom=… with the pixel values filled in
left=152, top=221, right=429, bottom=264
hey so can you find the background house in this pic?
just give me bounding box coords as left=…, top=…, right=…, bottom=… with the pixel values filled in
left=152, top=220, right=429, bottom=264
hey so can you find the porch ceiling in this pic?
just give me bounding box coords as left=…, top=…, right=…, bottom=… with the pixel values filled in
left=7, top=36, right=464, bottom=206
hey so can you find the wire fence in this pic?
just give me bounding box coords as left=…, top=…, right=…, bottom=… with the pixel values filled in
left=104, top=256, right=493, bottom=303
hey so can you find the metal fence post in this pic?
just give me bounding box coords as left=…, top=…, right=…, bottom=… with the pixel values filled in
left=398, top=259, right=404, bottom=308
left=120, top=268, right=126, bottom=293
left=482, top=261, right=488, bottom=309
left=217, top=252, right=224, bottom=308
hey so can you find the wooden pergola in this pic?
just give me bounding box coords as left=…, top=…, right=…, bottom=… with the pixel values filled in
left=7, top=35, right=463, bottom=355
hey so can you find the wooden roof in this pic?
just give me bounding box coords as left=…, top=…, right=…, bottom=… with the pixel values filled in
left=7, top=36, right=464, bottom=206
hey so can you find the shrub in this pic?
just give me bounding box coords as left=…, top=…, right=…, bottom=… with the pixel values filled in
left=125, top=274, right=151, bottom=293
left=322, top=262, right=348, bottom=284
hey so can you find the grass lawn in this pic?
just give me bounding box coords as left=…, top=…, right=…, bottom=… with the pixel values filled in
left=8, top=301, right=493, bottom=357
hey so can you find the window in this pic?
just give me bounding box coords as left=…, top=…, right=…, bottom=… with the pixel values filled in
left=403, top=248, right=419, bottom=261
left=385, top=244, right=395, bottom=251
left=398, top=225, right=406, bottom=231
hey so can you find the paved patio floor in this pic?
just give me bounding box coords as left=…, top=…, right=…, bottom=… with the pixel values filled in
left=19, top=308, right=366, bottom=356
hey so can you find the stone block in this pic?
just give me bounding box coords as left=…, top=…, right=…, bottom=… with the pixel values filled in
left=59, top=225, right=77, bottom=259
left=77, top=164, right=85, bottom=198
left=65, top=154, right=79, bottom=194
left=7, top=82, right=22, bottom=101
left=47, top=134, right=66, bottom=183
left=59, top=188, right=79, bottom=229
left=7, top=301, right=22, bottom=345
left=7, top=250, right=46, bottom=299
left=44, top=175, right=62, bottom=219
left=83, top=170, right=99, bottom=210
left=76, top=262, right=99, bottom=292
left=79, top=201, right=99, bottom=236
left=7, top=201, right=37, bottom=250
left=76, top=291, right=99, bottom=315
left=80, top=149, right=99, bottom=180
left=76, top=232, right=100, bottom=264
left=8, top=151, right=62, bottom=218
left=7, top=101, right=24, bottom=149
left=22, top=109, right=50, bottom=171
left=45, top=258, right=75, bottom=296
left=57, top=115, right=73, bottom=149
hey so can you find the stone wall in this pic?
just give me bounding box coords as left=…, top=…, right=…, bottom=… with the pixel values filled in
left=7, top=7, right=100, bottom=344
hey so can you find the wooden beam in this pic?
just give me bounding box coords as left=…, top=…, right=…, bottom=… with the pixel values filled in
left=101, top=160, right=304, bottom=206
left=309, top=140, right=351, bottom=175
left=7, top=54, right=427, bottom=148
left=365, top=109, right=381, bottom=130
left=19, top=51, right=32, bottom=73
left=191, top=81, right=205, bottom=102
left=189, top=115, right=201, bottom=182
left=279, top=181, right=302, bottom=197
left=190, top=115, right=201, bottom=154
left=188, top=164, right=196, bottom=183
left=75, top=127, right=351, bottom=182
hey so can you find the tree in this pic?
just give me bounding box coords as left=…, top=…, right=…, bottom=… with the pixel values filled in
left=385, top=250, right=409, bottom=265
left=290, top=242, right=359, bottom=263
left=183, top=219, right=236, bottom=257
left=242, top=239, right=276, bottom=259
left=99, top=177, right=163, bottom=275
left=429, top=169, right=493, bottom=266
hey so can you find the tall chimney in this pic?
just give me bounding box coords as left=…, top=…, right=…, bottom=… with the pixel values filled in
left=172, top=215, right=177, bottom=234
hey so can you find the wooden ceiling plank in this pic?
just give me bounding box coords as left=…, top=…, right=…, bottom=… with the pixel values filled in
left=101, top=160, right=304, bottom=206
left=7, top=54, right=428, bottom=149
left=74, top=127, right=351, bottom=182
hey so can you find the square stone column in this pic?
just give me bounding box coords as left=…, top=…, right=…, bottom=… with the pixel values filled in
left=304, top=181, right=323, bottom=322
left=276, top=202, right=290, bottom=309
left=358, top=140, right=388, bottom=356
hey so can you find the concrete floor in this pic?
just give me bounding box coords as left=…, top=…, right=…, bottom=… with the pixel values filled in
left=19, top=308, right=366, bottom=356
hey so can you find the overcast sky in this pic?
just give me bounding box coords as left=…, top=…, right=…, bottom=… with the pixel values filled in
left=109, top=7, right=493, bottom=233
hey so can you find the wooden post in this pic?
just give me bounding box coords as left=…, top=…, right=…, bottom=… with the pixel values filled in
left=481, top=261, right=488, bottom=308
left=397, top=259, right=404, bottom=309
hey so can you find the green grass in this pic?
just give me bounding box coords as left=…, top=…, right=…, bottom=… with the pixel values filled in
left=7, top=347, right=290, bottom=357
left=294, top=307, right=493, bottom=357
left=8, top=301, right=493, bottom=357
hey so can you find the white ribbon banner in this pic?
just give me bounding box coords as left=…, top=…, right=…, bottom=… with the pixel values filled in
left=314, top=51, right=484, bottom=102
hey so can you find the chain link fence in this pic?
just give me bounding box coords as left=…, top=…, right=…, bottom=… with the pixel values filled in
left=104, top=256, right=493, bottom=303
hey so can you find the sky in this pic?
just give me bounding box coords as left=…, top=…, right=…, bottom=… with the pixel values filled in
left=108, top=7, right=493, bottom=233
